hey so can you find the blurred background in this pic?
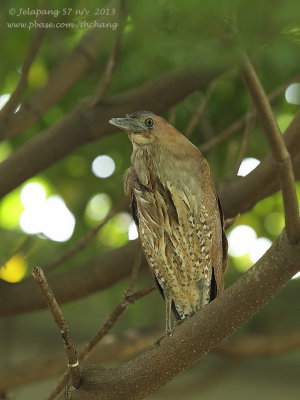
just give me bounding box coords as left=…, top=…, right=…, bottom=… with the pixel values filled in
left=0, top=0, right=300, bottom=398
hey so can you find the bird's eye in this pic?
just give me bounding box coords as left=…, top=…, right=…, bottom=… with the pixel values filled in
left=144, top=117, right=154, bottom=128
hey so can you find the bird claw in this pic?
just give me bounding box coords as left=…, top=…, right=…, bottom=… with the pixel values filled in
left=153, top=330, right=173, bottom=345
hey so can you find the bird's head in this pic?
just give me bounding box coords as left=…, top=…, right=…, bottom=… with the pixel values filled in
left=109, top=111, right=183, bottom=146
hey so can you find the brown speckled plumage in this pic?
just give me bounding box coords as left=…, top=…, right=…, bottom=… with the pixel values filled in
left=109, top=111, right=227, bottom=332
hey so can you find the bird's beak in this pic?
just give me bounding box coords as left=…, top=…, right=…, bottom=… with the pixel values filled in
left=109, top=117, right=148, bottom=133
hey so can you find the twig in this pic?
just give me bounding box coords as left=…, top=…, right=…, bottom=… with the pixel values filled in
left=200, top=73, right=300, bottom=153
left=233, top=108, right=255, bottom=175
left=0, top=28, right=45, bottom=120
left=201, top=114, right=245, bottom=153
left=32, top=267, right=81, bottom=390
left=44, top=197, right=128, bottom=271
left=47, top=285, right=155, bottom=400
left=89, top=0, right=127, bottom=106
left=185, top=81, right=216, bottom=137
left=239, top=49, right=300, bottom=243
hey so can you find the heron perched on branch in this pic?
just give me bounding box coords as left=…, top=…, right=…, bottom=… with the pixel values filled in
left=109, top=111, right=228, bottom=333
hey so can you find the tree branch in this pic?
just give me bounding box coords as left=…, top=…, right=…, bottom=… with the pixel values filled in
left=219, top=110, right=300, bottom=219
left=49, top=285, right=155, bottom=400
left=238, top=49, right=300, bottom=243
left=32, top=267, right=81, bottom=390
left=0, top=28, right=44, bottom=120
left=184, top=80, right=216, bottom=137
left=233, top=108, right=254, bottom=175
left=0, top=240, right=147, bottom=317
left=58, top=231, right=300, bottom=400
left=200, top=73, right=300, bottom=153
left=89, top=0, right=127, bottom=107
left=0, top=64, right=224, bottom=198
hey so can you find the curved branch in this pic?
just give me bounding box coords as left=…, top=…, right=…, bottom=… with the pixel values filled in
left=219, top=110, right=300, bottom=218
left=60, top=231, right=300, bottom=400
left=0, top=240, right=147, bottom=317
left=0, top=64, right=224, bottom=198
left=239, top=50, right=300, bottom=243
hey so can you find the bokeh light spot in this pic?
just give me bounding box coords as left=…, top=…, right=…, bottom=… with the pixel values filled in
left=20, top=195, right=75, bottom=242
left=128, top=221, right=138, bottom=240
left=86, top=193, right=111, bottom=221
left=98, top=213, right=131, bottom=247
left=0, top=189, right=23, bottom=229
left=249, top=237, right=272, bottom=263
left=292, top=271, right=300, bottom=280
left=0, top=94, right=10, bottom=110
left=91, top=155, right=115, bottom=178
left=20, top=182, right=47, bottom=208
left=285, top=83, right=300, bottom=105
left=0, top=254, right=27, bottom=283
left=264, top=212, right=284, bottom=236
left=237, top=157, right=260, bottom=177
left=228, top=225, right=257, bottom=257
left=42, top=196, right=75, bottom=242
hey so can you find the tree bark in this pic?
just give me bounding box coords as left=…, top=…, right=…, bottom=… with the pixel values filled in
left=60, top=231, right=300, bottom=400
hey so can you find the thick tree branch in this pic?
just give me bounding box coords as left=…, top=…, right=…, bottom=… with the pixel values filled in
left=32, top=267, right=81, bottom=390
left=59, top=231, right=300, bottom=400
left=0, top=240, right=147, bottom=317
left=239, top=50, right=300, bottom=243
left=0, top=64, right=224, bottom=198
left=49, top=286, right=155, bottom=400
left=2, top=324, right=300, bottom=391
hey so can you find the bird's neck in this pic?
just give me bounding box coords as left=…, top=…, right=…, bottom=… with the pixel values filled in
left=131, top=142, right=203, bottom=191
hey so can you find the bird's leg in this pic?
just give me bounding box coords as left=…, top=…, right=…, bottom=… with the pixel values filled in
left=153, top=288, right=173, bottom=345
left=165, top=288, right=173, bottom=335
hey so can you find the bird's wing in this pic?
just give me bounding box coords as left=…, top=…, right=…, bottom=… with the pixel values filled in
left=217, top=193, right=228, bottom=274
left=209, top=193, right=228, bottom=300
left=124, top=167, right=140, bottom=227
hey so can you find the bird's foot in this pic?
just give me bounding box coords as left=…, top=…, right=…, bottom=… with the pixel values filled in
left=153, top=330, right=173, bottom=346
